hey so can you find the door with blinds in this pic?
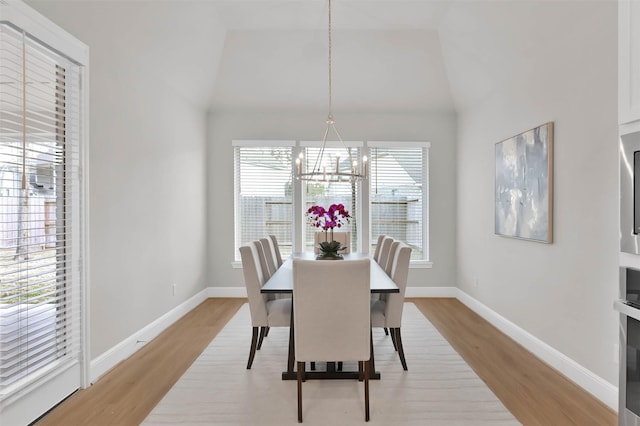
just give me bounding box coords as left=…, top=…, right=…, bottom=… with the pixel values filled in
left=0, top=10, right=87, bottom=425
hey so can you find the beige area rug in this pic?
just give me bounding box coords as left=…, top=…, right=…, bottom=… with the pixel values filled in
left=143, top=303, right=521, bottom=425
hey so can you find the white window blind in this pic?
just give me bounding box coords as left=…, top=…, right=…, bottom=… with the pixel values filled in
left=0, top=22, right=83, bottom=401
left=369, top=143, right=429, bottom=261
left=233, top=141, right=429, bottom=262
left=301, top=144, right=361, bottom=253
left=233, top=142, right=294, bottom=261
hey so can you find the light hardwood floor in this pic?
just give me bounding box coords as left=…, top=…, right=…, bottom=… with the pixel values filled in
left=34, top=297, right=616, bottom=426
left=411, top=298, right=616, bottom=426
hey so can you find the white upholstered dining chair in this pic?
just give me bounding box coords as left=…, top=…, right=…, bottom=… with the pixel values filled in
left=371, top=242, right=412, bottom=370
left=293, top=258, right=372, bottom=422
left=372, top=234, right=387, bottom=262
left=239, top=241, right=291, bottom=369
left=259, top=237, right=278, bottom=276
left=372, top=236, right=393, bottom=335
left=254, top=239, right=274, bottom=280
left=255, top=240, right=277, bottom=311
left=376, top=240, right=400, bottom=337
left=268, top=234, right=284, bottom=268
left=376, top=236, right=394, bottom=270
left=384, top=240, right=401, bottom=276
left=263, top=236, right=291, bottom=301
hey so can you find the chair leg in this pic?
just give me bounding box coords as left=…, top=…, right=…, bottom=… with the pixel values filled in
left=257, top=326, right=268, bottom=350
left=384, top=327, right=389, bottom=336
left=297, top=361, right=305, bottom=423
left=394, top=327, right=408, bottom=371
left=364, top=359, right=370, bottom=421
left=390, top=328, right=398, bottom=351
left=264, top=326, right=270, bottom=337
left=369, top=328, right=377, bottom=380
left=247, top=327, right=259, bottom=369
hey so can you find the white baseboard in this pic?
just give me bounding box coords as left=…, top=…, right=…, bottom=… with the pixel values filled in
left=89, top=289, right=209, bottom=384
left=455, top=289, right=618, bottom=411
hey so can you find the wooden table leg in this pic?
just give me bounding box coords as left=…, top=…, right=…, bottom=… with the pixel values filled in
left=369, top=327, right=378, bottom=379
left=287, top=303, right=295, bottom=374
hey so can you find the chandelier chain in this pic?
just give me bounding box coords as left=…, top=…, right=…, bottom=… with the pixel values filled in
left=328, top=0, right=333, bottom=117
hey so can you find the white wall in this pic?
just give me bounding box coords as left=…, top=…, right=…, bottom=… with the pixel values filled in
left=441, top=1, right=619, bottom=385
left=207, top=109, right=457, bottom=290
left=25, top=0, right=621, bottom=403
left=26, top=1, right=210, bottom=360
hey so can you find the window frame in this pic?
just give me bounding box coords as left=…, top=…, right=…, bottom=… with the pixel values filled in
left=367, top=141, right=431, bottom=267
left=299, top=140, right=364, bottom=254
left=232, top=140, right=432, bottom=268
left=232, top=140, right=295, bottom=263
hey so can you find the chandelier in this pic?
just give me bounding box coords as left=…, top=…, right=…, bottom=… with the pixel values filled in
left=295, top=0, right=367, bottom=183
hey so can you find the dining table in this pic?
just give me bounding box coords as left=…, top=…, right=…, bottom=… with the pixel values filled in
left=260, top=252, right=399, bottom=380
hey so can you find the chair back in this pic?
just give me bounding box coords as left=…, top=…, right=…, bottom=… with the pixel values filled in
left=293, top=258, right=370, bottom=362
left=314, top=231, right=351, bottom=254
left=268, top=234, right=283, bottom=267
left=254, top=239, right=273, bottom=279
left=239, top=242, right=269, bottom=326
left=372, top=234, right=387, bottom=262
left=384, top=242, right=412, bottom=327
left=377, top=236, right=394, bottom=268
left=259, top=238, right=277, bottom=276
left=384, top=241, right=401, bottom=276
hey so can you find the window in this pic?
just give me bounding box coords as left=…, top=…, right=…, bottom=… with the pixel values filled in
left=233, top=140, right=429, bottom=263
left=301, top=142, right=361, bottom=253
left=0, top=17, right=86, bottom=424
left=369, top=142, right=429, bottom=261
left=233, top=141, right=294, bottom=260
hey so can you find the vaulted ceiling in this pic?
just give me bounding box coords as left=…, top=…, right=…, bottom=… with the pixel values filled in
left=208, top=1, right=455, bottom=112
left=26, top=0, right=602, bottom=114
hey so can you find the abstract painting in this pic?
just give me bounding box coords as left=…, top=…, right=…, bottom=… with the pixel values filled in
left=495, top=122, right=554, bottom=243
